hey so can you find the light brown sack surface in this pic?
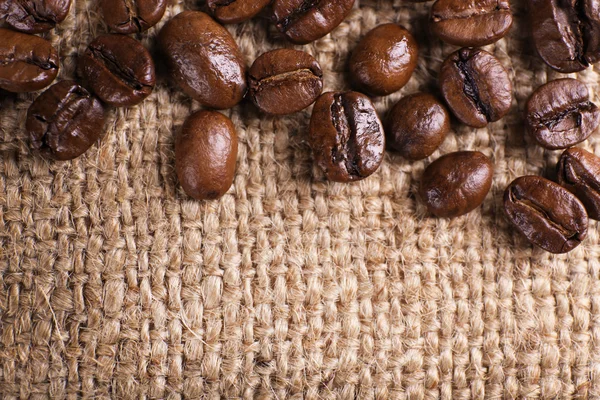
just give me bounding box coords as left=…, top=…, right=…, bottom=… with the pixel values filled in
left=1, top=0, right=600, bottom=398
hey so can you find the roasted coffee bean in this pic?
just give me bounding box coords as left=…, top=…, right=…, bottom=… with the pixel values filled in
left=387, top=93, right=450, bottom=160
left=248, top=49, right=323, bottom=115
left=419, top=151, right=493, bottom=218
left=208, top=0, right=271, bottom=24
left=526, top=79, right=600, bottom=150
left=272, top=0, right=355, bottom=44
left=430, top=0, right=513, bottom=47
left=158, top=11, right=247, bottom=110
left=504, top=176, right=588, bottom=254
left=349, top=24, right=419, bottom=96
left=26, top=81, right=105, bottom=161
left=100, top=0, right=166, bottom=34
left=0, top=28, right=59, bottom=92
left=78, top=34, right=155, bottom=107
left=5, top=0, right=72, bottom=33
left=557, top=147, right=600, bottom=220
left=175, top=110, right=238, bottom=200
left=440, top=48, right=512, bottom=128
left=309, top=91, right=385, bottom=182
left=530, top=0, right=600, bottom=73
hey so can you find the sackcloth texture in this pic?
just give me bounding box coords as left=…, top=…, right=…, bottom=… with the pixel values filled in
left=3, top=0, right=600, bottom=398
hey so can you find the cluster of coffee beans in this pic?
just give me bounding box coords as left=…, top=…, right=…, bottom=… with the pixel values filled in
left=4, top=0, right=600, bottom=255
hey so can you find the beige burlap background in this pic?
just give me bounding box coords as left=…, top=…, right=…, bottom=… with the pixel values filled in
left=3, top=0, right=600, bottom=398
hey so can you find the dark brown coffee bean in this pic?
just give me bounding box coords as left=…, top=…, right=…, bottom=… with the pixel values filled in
left=440, top=48, right=512, bottom=128
left=100, top=0, right=166, bottom=34
left=0, top=28, right=59, bottom=92
left=309, top=91, right=385, bottom=182
left=504, top=176, right=588, bottom=254
left=526, top=79, right=600, bottom=150
left=5, top=0, right=72, bottom=33
left=175, top=110, right=238, bottom=200
left=419, top=151, right=493, bottom=218
left=430, top=0, right=513, bottom=47
left=387, top=93, right=450, bottom=160
left=272, top=0, right=355, bottom=44
left=557, top=147, right=600, bottom=220
left=349, top=24, right=419, bottom=96
left=530, top=0, right=600, bottom=73
left=78, top=34, right=155, bottom=107
left=248, top=49, right=323, bottom=115
left=26, top=81, right=106, bottom=161
left=158, top=11, right=247, bottom=110
left=208, top=0, right=271, bottom=24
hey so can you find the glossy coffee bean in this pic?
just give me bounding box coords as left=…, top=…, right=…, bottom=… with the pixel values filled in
left=430, top=0, right=513, bottom=47
left=419, top=151, right=493, bottom=218
left=440, top=48, right=512, bottom=128
left=349, top=24, right=419, bottom=96
left=5, top=0, right=72, bottom=33
left=387, top=93, right=450, bottom=160
left=26, top=81, right=105, bottom=161
left=526, top=79, right=600, bottom=150
left=158, top=11, right=247, bottom=110
left=248, top=49, right=323, bottom=115
left=272, top=0, right=355, bottom=44
left=504, top=176, right=588, bottom=254
left=208, top=0, right=271, bottom=24
left=530, top=0, right=600, bottom=73
left=558, top=147, right=600, bottom=220
left=0, top=28, right=59, bottom=92
left=175, top=111, right=238, bottom=200
left=78, top=34, right=155, bottom=107
left=309, top=91, right=385, bottom=182
left=100, top=0, right=166, bottom=34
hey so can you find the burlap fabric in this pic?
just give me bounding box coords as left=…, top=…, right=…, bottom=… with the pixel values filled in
left=3, top=0, right=600, bottom=398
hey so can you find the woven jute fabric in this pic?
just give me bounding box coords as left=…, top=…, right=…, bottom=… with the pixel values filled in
left=2, top=0, right=600, bottom=398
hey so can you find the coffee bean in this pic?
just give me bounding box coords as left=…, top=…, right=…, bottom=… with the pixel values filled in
left=248, top=49, right=323, bottom=115
left=272, top=0, right=355, bottom=44
left=175, top=110, right=238, bottom=200
left=309, top=91, right=385, bottom=182
left=100, top=0, right=166, bottom=34
left=158, top=11, right=247, bottom=110
left=530, top=0, right=600, bottom=73
left=504, top=176, right=588, bottom=254
left=0, top=28, right=59, bottom=92
left=440, top=48, right=512, bottom=128
left=349, top=24, right=419, bottom=96
left=5, top=0, right=72, bottom=33
left=557, top=147, right=600, bottom=220
left=419, top=151, right=493, bottom=218
left=387, top=93, right=450, bottom=160
left=208, top=0, right=271, bottom=24
left=26, top=81, right=106, bottom=161
left=526, top=78, right=600, bottom=150
left=430, top=0, right=513, bottom=47
left=78, top=34, right=155, bottom=107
